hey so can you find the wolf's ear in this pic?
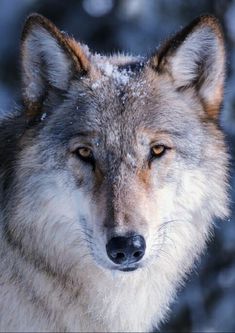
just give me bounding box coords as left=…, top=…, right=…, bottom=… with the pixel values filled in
left=21, top=13, right=90, bottom=119
left=150, top=15, right=225, bottom=119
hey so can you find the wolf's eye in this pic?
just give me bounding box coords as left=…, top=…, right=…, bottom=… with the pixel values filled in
left=151, top=145, right=167, bottom=158
left=75, top=147, right=94, bottom=164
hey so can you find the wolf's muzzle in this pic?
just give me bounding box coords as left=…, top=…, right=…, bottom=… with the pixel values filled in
left=106, top=234, right=146, bottom=269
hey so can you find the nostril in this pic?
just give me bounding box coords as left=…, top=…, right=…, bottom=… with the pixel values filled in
left=115, top=252, right=125, bottom=260
left=133, top=250, right=143, bottom=258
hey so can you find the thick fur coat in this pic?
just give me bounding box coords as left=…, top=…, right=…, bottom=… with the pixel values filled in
left=0, top=14, right=229, bottom=332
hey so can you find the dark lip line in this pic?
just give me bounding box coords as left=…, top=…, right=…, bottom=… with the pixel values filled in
left=112, top=264, right=141, bottom=272
left=119, top=267, right=138, bottom=272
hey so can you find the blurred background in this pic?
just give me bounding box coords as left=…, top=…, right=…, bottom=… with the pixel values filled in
left=0, top=0, right=234, bottom=331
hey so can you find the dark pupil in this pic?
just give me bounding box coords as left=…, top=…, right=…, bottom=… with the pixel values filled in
left=151, top=145, right=165, bottom=160
left=154, top=146, right=164, bottom=154
left=81, top=149, right=90, bottom=156
left=77, top=149, right=95, bottom=166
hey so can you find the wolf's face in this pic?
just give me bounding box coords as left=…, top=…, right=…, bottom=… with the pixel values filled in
left=3, top=15, right=228, bottom=277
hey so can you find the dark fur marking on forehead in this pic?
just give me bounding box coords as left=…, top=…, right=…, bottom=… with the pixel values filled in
left=118, top=90, right=127, bottom=114
left=118, top=61, right=145, bottom=73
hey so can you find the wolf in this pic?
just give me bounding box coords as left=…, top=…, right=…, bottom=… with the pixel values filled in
left=0, top=13, right=229, bottom=332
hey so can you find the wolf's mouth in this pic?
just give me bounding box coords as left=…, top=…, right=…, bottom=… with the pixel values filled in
left=113, top=263, right=140, bottom=272
left=119, top=266, right=138, bottom=272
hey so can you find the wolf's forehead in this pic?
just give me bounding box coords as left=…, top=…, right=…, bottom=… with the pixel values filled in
left=79, top=55, right=147, bottom=98
left=67, top=59, right=202, bottom=145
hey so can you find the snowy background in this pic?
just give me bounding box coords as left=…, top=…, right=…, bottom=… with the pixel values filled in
left=0, top=0, right=234, bottom=331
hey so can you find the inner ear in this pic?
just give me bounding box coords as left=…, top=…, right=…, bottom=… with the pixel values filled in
left=150, top=15, right=225, bottom=120
left=21, top=13, right=90, bottom=120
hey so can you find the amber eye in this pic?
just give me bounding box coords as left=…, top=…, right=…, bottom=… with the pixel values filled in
left=75, top=147, right=94, bottom=164
left=77, top=147, right=92, bottom=158
left=151, top=145, right=167, bottom=158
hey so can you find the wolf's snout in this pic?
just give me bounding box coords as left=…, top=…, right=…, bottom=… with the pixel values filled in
left=106, top=235, right=146, bottom=266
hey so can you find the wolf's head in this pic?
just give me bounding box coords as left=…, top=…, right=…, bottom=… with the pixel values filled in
left=2, top=15, right=229, bottom=279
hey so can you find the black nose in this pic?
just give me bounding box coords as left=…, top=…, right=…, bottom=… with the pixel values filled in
left=106, top=234, right=146, bottom=265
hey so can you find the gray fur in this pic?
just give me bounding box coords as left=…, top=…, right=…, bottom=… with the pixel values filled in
left=0, top=14, right=229, bottom=332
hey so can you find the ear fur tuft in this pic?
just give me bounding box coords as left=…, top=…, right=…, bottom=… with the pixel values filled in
left=150, top=15, right=225, bottom=119
left=21, top=13, right=90, bottom=119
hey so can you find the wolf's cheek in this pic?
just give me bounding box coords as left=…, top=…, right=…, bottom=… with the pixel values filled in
left=176, top=169, right=208, bottom=212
